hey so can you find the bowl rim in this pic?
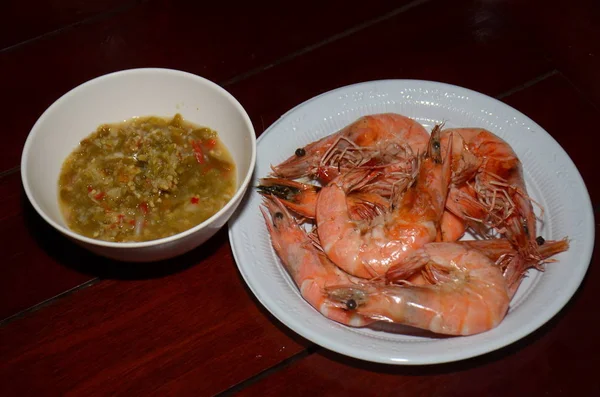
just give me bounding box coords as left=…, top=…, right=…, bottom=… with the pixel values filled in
left=21, top=67, right=257, bottom=248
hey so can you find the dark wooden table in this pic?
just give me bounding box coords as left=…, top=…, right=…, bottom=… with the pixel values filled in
left=1, top=1, right=599, bottom=395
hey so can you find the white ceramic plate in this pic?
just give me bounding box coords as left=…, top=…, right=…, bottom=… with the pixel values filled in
left=228, top=80, right=594, bottom=365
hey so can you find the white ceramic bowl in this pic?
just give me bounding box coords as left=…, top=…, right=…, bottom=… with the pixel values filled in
left=21, top=68, right=256, bottom=262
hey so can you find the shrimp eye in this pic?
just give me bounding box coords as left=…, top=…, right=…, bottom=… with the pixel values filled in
left=295, top=148, right=306, bottom=157
left=274, top=212, right=284, bottom=219
left=346, top=299, right=357, bottom=310
left=522, top=221, right=529, bottom=236
left=433, top=141, right=441, bottom=151
left=536, top=236, right=545, bottom=246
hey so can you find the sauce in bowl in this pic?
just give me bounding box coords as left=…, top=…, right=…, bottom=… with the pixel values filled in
left=58, top=114, right=236, bottom=242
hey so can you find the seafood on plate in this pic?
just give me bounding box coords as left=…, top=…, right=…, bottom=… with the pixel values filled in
left=260, top=195, right=373, bottom=327
left=440, top=128, right=542, bottom=261
left=258, top=112, right=570, bottom=336
left=271, top=113, right=429, bottom=183
left=315, top=125, right=451, bottom=278
left=326, top=242, right=511, bottom=336
left=257, top=176, right=390, bottom=221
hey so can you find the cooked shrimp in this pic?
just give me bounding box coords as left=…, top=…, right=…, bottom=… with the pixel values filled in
left=257, top=168, right=404, bottom=221
left=441, top=128, right=541, bottom=260
left=316, top=125, right=452, bottom=278
left=457, top=237, right=569, bottom=298
left=260, top=195, right=372, bottom=326
left=271, top=113, right=429, bottom=182
left=456, top=237, right=569, bottom=265
left=326, top=243, right=510, bottom=336
left=440, top=130, right=481, bottom=186
left=258, top=178, right=322, bottom=219
left=439, top=210, right=466, bottom=242
left=388, top=238, right=569, bottom=298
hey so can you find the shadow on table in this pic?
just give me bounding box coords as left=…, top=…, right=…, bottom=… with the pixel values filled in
left=22, top=192, right=225, bottom=280
left=230, top=257, right=315, bottom=350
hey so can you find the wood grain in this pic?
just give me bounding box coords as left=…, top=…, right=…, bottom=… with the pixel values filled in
left=0, top=172, right=94, bottom=320
left=238, top=292, right=600, bottom=397
left=1, top=0, right=137, bottom=49
left=226, top=0, right=553, bottom=136
left=0, top=227, right=310, bottom=396
left=501, top=0, right=600, bottom=108
left=0, top=0, right=405, bottom=173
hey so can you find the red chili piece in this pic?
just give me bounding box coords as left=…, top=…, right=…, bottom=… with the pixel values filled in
left=191, top=140, right=205, bottom=164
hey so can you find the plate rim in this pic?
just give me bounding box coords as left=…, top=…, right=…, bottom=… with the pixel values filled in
left=228, top=79, right=595, bottom=365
